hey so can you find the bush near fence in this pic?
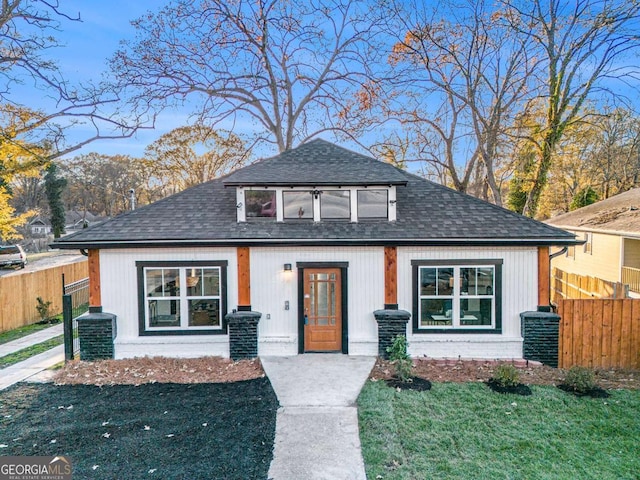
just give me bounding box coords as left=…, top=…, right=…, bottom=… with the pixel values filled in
left=0, top=260, right=89, bottom=333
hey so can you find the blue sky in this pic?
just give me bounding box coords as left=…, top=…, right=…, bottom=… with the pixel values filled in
left=27, top=2, right=196, bottom=159
left=25, top=1, right=370, bottom=161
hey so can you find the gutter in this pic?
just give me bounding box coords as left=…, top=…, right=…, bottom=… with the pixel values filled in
left=52, top=236, right=584, bottom=250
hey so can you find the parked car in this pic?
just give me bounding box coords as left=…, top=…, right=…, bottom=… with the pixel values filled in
left=0, top=245, right=27, bottom=269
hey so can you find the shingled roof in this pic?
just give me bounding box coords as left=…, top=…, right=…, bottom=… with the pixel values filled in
left=546, top=188, right=640, bottom=235
left=54, top=139, right=577, bottom=249
left=223, top=140, right=408, bottom=186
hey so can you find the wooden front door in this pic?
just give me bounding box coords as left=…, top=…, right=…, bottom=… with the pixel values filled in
left=303, top=268, right=342, bottom=352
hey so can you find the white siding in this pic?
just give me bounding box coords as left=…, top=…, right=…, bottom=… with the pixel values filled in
left=100, top=244, right=538, bottom=360
left=100, top=248, right=237, bottom=359
left=398, top=246, right=538, bottom=359
left=250, top=247, right=384, bottom=355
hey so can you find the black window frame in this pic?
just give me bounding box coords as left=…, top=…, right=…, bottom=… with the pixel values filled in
left=137, top=260, right=228, bottom=336
left=411, top=259, right=502, bottom=334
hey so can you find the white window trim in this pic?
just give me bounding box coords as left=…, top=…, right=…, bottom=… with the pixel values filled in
left=417, top=265, right=496, bottom=330
left=144, top=266, right=223, bottom=331
left=237, top=185, right=396, bottom=223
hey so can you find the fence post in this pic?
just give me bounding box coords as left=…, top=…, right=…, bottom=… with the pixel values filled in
left=62, top=294, right=74, bottom=361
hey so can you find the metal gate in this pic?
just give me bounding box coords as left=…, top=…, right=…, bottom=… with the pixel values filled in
left=62, top=275, right=89, bottom=361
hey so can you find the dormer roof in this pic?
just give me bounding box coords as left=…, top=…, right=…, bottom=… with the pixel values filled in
left=223, top=139, right=407, bottom=187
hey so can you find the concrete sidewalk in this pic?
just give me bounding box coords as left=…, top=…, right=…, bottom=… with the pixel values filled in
left=0, top=323, right=65, bottom=391
left=0, top=323, right=64, bottom=357
left=262, top=354, right=375, bottom=480
left=0, top=345, right=64, bottom=390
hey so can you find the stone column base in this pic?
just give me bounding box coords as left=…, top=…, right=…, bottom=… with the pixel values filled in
left=374, top=309, right=411, bottom=359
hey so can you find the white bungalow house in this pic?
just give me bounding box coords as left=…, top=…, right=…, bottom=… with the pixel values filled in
left=54, top=140, right=577, bottom=359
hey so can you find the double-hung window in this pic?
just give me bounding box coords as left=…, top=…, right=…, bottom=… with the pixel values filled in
left=137, top=261, right=227, bottom=335
left=412, top=260, right=502, bottom=333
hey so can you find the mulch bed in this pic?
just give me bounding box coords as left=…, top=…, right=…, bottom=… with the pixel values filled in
left=557, top=384, right=611, bottom=398
left=371, top=358, right=640, bottom=390
left=54, top=356, right=264, bottom=386
left=386, top=376, right=432, bottom=392
left=0, top=379, right=278, bottom=480
left=485, top=379, right=532, bottom=396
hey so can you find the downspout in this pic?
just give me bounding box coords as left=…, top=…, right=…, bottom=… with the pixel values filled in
left=547, top=247, right=568, bottom=310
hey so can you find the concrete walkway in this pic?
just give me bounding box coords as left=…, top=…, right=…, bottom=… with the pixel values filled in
left=0, top=324, right=65, bottom=391
left=262, top=354, right=376, bottom=480
left=0, top=323, right=63, bottom=357
left=0, top=345, right=64, bottom=390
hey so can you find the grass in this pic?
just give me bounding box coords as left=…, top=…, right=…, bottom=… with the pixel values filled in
left=358, top=380, right=640, bottom=480
left=0, top=335, right=64, bottom=369
left=0, top=318, right=61, bottom=345
left=0, top=380, right=277, bottom=480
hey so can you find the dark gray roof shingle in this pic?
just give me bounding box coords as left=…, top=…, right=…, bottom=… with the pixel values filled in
left=223, top=139, right=408, bottom=186
left=54, top=140, right=577, bottom=248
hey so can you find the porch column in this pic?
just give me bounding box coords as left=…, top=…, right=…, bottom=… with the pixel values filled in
left=88, top=249, right=102, bottom=313
left=538, top=246, right=550, bottom=308
left=237, top=246, right=251, bottom=311
left=384, top=246, right=398, bottom=309
left=230, top=246, right=261, bottom=358
left=78, top=248, right=117, bottom=360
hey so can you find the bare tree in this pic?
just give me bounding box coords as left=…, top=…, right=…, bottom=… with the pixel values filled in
left=0, top=0, right=141, bottom=161
left=110, top=0, right=382, bottom=153
left=503, top=0, right=640, bottom=217
left=381, top=0, right=533, bottom=204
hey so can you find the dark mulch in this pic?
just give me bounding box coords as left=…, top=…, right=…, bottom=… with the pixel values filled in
left=557, top=384, right=611, bottom=398
left=385, top=376, right=432, bottom=392
left=0, top=378, right=278, bottom=480
left=486, top=379, right=533, bottom=396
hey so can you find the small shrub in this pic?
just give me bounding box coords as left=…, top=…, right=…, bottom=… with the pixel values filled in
left=386, top=335, right=409, bottom=361
left=564, top=366, right=596, bottom=393
left=35, top=297, right=53, bottom=323
left=386, top=335, right=412, bottom=382
left=492, top=364, right=520, bottom=388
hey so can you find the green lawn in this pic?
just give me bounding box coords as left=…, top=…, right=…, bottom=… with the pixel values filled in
left=0, top=335, right=64, bottom=369
left=0, top=318, right=61, bottom=345
left=358, top=380, right=640, bottom=480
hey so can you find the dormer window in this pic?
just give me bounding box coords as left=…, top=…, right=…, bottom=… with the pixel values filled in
left=321, top=190, right=351, bottom=220
left=283, top=191, right=314, bottom=220
left=357, top=189, right=388, bottom=219
left=245, top=189, right=277, bottom=220
left=237, top=185, right=397, bottom=223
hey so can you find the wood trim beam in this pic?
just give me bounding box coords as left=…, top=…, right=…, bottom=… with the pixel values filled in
left=237, top=246, right=251, bottom=308
left=384, top=246, right=397, bottom=305
left=538, top=246, right=550, bottom=306
left=88, top=249, right=101, bottom=308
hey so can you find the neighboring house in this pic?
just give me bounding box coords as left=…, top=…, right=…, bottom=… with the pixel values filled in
left=546, top=188, right=640, bottom=296
left=54, top=140, right=576, bottom=359
left=28, top=216, right=52, bottom=236
left=64, top=210, right=108, bottom=234
left=29, top=211, right=108, bottom=237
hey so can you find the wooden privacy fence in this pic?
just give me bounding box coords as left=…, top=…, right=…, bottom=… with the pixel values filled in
left=551, top=267, right=628, bottom=301
left=557, top=299, right=640, bottom=370
left=0, top=260, right=88, bottom=333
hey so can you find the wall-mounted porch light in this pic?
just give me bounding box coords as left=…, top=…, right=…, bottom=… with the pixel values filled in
left=284, top=263, right=292, bottom=272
